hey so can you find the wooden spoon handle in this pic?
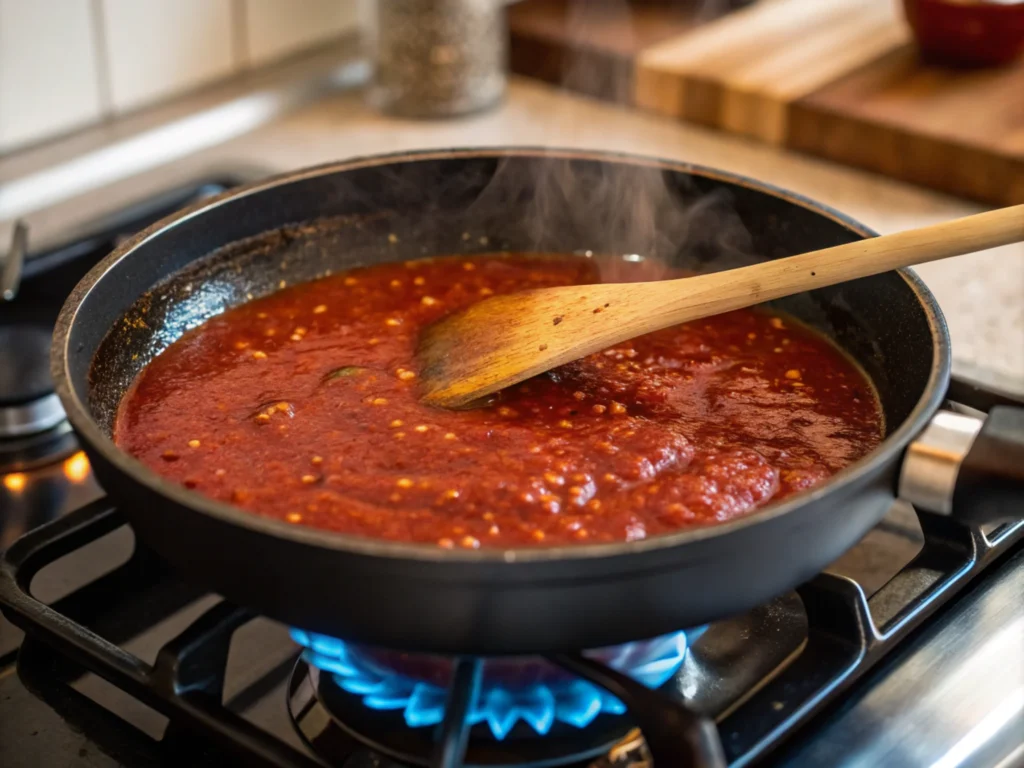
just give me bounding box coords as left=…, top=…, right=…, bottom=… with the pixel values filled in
left=648, top=204, right=1024, bottom=325
left=417, top=205, right=1023, bottom=408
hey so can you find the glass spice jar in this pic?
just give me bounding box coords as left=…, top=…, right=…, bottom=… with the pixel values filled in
left=368, top=0, right=509, bottom=118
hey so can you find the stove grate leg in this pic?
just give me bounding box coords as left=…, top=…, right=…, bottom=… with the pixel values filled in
left=432, top=656, right=484, bottom=768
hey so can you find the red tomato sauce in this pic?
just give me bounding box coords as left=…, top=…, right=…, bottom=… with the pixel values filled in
left=115, top=253, right=883, bottom=548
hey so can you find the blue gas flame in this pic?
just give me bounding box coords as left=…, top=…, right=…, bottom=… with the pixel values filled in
left=290, top=629, right=695, bottom=741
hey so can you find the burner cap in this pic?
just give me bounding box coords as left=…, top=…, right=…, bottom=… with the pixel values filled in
left=0, top=393, right=66, bottom=439
left=0, top=420, right=77, bottom=473
left=0, top=317, right=65, bottom=438
left=0, top=322, right=53, bottom=406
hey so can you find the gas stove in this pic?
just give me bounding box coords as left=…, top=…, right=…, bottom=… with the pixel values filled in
left=1, top=185, right=1023, bottom=768
left=0, top=175, right=253, bottom=650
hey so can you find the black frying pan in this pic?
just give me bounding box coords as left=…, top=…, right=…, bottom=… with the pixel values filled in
left=50, top=149, right=1024, bottom=655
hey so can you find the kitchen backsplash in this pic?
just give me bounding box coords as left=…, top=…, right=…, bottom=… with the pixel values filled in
left=0, top=0, right=365, bottom=154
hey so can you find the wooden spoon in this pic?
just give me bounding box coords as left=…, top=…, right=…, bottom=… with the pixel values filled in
left=418, top=204, right=1024, bottom=408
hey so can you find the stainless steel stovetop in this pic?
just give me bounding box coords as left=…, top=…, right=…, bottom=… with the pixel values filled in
left=0, top=173, right=1021, bottom=768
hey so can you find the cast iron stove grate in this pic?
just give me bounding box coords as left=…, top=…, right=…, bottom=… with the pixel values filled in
left=1, top=383, right=1021, bottom=768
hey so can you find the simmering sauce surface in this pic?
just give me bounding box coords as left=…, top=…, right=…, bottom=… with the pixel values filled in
left=115, top=253, right=883, bottom=548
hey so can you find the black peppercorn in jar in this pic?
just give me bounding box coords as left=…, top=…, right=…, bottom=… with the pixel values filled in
left=368, top=0, right=509, bottom=118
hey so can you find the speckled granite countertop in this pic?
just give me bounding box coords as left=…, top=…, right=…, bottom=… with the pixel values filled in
left=5, top=75, right=1022, bottom=387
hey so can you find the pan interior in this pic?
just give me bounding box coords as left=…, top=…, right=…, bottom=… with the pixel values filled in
left=76, top=155, right=937, bottom=458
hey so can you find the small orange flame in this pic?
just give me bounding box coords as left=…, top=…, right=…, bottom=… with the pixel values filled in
left=63, top=451, right=91, bottom=483
left=3, top=472, right=27, bottom=493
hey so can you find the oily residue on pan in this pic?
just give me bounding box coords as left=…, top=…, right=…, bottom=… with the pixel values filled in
left=114, top=253, right=883, bottom=549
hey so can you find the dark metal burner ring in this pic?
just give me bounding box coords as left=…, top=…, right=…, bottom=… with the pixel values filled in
left=289, top=656, right=657, bottom=768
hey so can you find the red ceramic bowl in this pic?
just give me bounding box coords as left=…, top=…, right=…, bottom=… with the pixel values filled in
left=902, top=0, right=1024, bottom=66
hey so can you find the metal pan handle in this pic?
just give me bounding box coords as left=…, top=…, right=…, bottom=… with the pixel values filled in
left=900, top=403, right=1024, bottom=525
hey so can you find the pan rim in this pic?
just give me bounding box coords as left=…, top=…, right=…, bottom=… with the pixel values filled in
left=51, top=146, right=951, bottom=568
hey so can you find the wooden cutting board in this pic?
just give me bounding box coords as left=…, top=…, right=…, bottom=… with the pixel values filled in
left=508, top=0, right=735, bottom=103
left=787, top=47, right=1024, bottom=206
left=509, top=0, right=1024, bottom=206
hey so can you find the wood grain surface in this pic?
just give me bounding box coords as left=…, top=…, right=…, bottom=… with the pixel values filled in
left=508, top=0, right=731, bottom=103
left=508, top=0, right=1024, bottom=205
left=635, top=0, right=909, bottom=144
left=789, top=46, right=1024, bottom=205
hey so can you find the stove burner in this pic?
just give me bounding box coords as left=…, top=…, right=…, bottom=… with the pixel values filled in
left=0, top=393, right=66, bottom=438
left=0, top=316, right=64, bottom=436
left=1, top=222, right=64, bottom=440
left=0, top=179, right=243, bottom=444
left=2, top=486, right=1022, bottom=768
left=289, top=657, right=633, bottom=768
left=0, top=419, right=77, bottom=473
left=291, top=630, right=691, bottom=740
